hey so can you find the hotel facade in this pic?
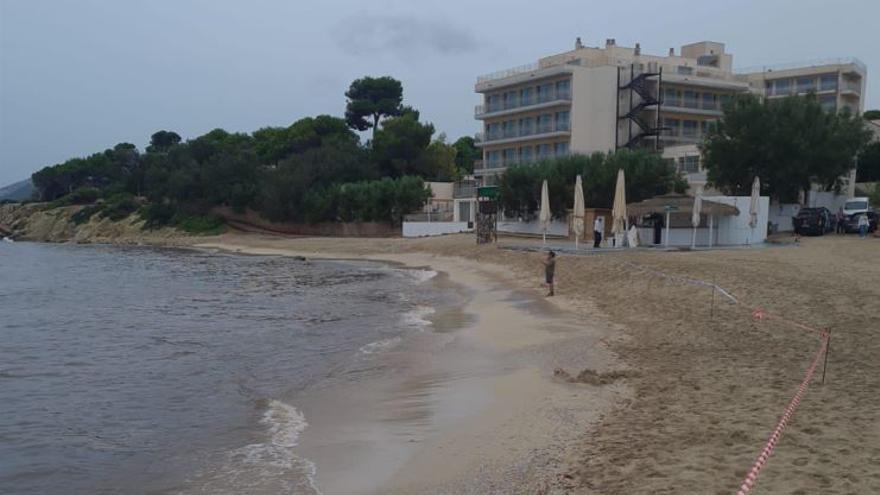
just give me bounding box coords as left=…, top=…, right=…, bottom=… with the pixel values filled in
left=473, top=39, right=867, bottom=192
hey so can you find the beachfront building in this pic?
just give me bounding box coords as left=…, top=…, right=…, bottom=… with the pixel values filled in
left=473, top=39, right=868, bottom=192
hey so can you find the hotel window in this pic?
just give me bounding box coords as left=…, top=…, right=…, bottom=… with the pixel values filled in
left=677, top=65, right=693, bottom=75
left=537, top=144, right=552, bottom=158
left=503, top=91, right=519, bottom=109
left=554, top=142, right=569, bottom=156
left=682, top=120, right=698, bottom=137
left=820, top=74, right=838, bottom=92
left=678, top=155, right=700, bottom=173
left=502, top=120, right=517, bottom=138
left=555, top=80, right=571, bottom=99
left=797, top=77, right=815, bottom=93
left=503, top=148, right=517, bottom=164
left=775, top=78, right=791, bottom=95
left=701, top=93, right=718, bottom=110
left=536, top=84, right=554, bottom=103
left=537, top=114, right=553, bottom=133
left=664, top=88, right=680, bottom=106
left=487, top=122, right=501, bottom=140
left=519, top=117, right=534, bottom=136
left=765, top=81, right=774, bottom=96
left=520, top=87, right=533, bottom=106
left=520, top=146, right=534, bottom=163
left=683, top=91, right=699, bottom=108
left=487, top=94, right=502, bottom=112
left=555, top=111, right=570, bottom=131
left=820, top=95, right=837, bottom=112
left=487, top=150, right=501, bottom=166
left=664, top=118, right=680, bottom=136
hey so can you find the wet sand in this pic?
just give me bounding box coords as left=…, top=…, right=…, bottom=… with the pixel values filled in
left=197, top=232, right=880, bottom=494
left=197, top=237, right=623, bottom=494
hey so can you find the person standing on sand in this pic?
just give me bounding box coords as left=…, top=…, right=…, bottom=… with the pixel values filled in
left=836, top=208, right=846, bottom=234
left=542, top=251, right=556, bottom=297
left=858, top=213, right=869, bottom=238
left=593, top=216, right=603, bottom=248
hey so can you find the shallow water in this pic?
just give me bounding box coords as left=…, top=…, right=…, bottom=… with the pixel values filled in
left=0, top=243, right=453, bottom=494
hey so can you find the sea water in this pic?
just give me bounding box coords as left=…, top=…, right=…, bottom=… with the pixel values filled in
left=0, top=243, right=451, bottom=494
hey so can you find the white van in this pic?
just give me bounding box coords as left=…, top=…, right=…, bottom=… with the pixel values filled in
left=843, top=197, right=870, bottom=216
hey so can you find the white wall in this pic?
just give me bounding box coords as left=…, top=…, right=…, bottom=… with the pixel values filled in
left=497, top=219, right=569, bottom=237
left=570, top=66, right=618, bottom=153
left=638, top=196, right=769, bottom=246
left=403, top=222, right=472, bottom=238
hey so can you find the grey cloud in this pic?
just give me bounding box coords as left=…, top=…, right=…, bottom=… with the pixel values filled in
left=335, top=14, right=479, bottom=57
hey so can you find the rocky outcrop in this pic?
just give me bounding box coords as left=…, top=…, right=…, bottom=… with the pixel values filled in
left=0, top=203, right=194, bottom=245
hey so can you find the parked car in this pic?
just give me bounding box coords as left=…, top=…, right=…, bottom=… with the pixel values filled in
left=843, top=211, right=878, bottom=234
left=793, top=207, right=833, bottom=235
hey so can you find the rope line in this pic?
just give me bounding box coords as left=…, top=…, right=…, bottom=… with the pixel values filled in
left=612, top=260, right=831, bottom=494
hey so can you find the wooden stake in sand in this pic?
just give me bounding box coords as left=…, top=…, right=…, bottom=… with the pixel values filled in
left=822, top=329, right=831, bottom=385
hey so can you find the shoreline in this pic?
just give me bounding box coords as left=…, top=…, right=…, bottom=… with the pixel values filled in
left=196, top=235, right=626, bottom=494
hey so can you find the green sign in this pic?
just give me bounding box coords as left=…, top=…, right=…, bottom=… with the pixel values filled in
left=477, top=186, right=499, bottom=199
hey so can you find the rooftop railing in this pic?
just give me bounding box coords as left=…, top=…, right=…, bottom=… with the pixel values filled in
left=734, top=57, right=867, bottom=75
left=477, top=62, right=540, bottom=83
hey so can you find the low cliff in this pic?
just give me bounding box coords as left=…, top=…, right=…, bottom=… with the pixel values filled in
left=0, top=203, right=194, bottom=245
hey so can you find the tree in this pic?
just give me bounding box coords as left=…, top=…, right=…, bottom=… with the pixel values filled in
left=371, top=110, right=434, bottom=177
left=147, top=130, right=182, bottom=153
left=702, top=94, right=872, bottom=202
left=421, top=134, right=459, bottom=181
left=498, top=151, right=685, bottom=217
left=344, top=76, right=403, bottom=138
left=453, top=136, right=479, bottom=175
left=857, top=141, right=880, bottom=182
left=864, top=109, right=880, bottom=121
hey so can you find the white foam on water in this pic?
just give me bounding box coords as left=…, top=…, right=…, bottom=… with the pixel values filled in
left=407, top=268, right=438, bottom=284
left=203, top=400, right=322, bottom=494
left=402, top=305, right=435, bottom=330
left=358, top=336, right=403, bottom=355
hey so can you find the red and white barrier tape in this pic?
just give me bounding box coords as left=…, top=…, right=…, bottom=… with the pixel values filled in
left=735, top=330, right=829, bottom=495
left=613, top=262, right=831, bottom=494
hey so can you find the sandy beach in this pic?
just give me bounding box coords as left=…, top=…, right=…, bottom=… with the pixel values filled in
left=196, top=232, right=880, bottom=494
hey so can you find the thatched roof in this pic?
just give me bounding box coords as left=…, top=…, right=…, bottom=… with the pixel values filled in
left=627, top=194, right=740, bottom=217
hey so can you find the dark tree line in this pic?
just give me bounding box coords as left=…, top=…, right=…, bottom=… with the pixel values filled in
left=31, top=76, right=478, bottom=228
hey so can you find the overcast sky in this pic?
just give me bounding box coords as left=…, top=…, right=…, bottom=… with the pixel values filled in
left=1, top=0, right=878, bottom=185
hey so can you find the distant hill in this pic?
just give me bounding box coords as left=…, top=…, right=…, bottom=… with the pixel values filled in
left=0, top=179, right=36, bottom=202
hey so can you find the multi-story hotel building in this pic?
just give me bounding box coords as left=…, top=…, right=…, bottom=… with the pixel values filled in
left=473, top=38, right=867, bottom=192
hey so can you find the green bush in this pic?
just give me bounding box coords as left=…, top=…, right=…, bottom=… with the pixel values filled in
left=100, top=193, right=140, bottom=221
left=172, top=214, right=226, bottom=235
left=67, top=187, right=102, bottom=205
left=72, top=204, right=103, bottom=225
left=139, top=203, right=177, bottom=229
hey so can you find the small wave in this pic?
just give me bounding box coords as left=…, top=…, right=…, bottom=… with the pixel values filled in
left=199, top=400, right=321, bottom=494
left=407, top=269, right=438, bottom=284
left=402, top=306, right=435, bottom=330
left=358, top=337, right=402, bottom=355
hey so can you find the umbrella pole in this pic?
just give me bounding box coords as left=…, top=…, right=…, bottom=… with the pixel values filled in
left=691, top=226, right=696, bottom=249
left=709, top=215, right=714, bottom=248
left=664, top=211, right=671, bottom=247
left=543, top=231, right=546, bottom=246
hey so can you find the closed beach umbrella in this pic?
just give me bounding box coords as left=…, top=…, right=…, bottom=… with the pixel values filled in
left=691, top=190, right=702, bottom=248
left=611, top=169, right=627, bottom=245
left=573, top=175, right=585, bottom=249
left=539, top=179, right=550, bottom=245
left=749, top=176, right=760, bottom=229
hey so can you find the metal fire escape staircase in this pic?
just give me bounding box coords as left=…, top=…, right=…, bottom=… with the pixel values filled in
left=617, top=65, right=663, bottom=150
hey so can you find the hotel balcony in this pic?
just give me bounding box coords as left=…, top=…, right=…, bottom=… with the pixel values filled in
left=475, top=91, right=571, bottom=119
left=477, top=122, right=571, bottom=147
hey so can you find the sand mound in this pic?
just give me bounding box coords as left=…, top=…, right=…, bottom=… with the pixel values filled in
left=554, top=367, right=638, bottom=385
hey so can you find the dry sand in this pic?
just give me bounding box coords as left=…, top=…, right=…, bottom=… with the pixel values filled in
left=196, top=232, right=880, bottom=494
